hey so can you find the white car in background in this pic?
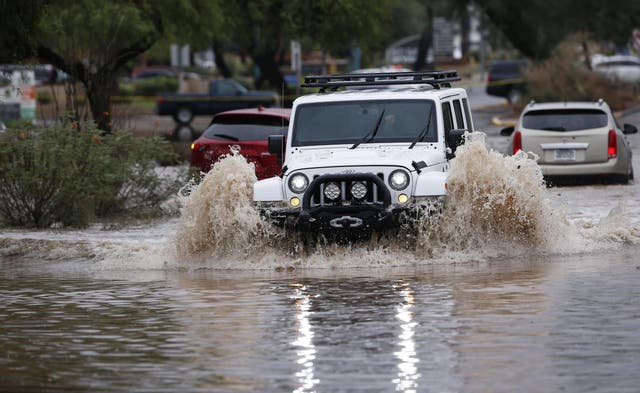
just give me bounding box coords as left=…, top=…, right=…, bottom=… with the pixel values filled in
left=501, top=100, right=637, bottom=183
left=593, top=55, right=640, bottom=84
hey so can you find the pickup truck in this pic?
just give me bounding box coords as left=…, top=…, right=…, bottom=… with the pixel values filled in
left=156, top=79, right=279, bottom=124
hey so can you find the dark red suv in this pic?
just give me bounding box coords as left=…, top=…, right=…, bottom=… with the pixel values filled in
left=190, top=107, right=291, bottom=179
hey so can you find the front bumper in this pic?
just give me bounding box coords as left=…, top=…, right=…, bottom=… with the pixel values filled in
left=260, top=172, right=443, bottom=232
left=262, top=203, right=437, bottom=231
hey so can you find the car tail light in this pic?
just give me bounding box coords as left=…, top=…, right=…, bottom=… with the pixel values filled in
left=157, top=96, right=163, bottom=104
left=513, top=130, right=522, bottom=154
left=608, top=129, right=617, bottom=158
left=190, top=142, right=206, bottom=152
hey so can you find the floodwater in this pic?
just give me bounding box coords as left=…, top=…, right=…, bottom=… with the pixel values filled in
left=2, top=135, right=640, bottom=393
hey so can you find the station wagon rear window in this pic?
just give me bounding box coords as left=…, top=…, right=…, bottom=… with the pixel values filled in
left=292, top=100, right=437, bottom=146
left=203, top=115, right=288, bottom=141
left=522, top=109, right=608, bottom=131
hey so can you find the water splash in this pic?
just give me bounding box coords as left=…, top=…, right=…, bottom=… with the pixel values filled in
left=174, top=153, right=296, bottom=264
left=420, top=133, right=572, bottom=254
left=2, top=134, right=638, bottom=270
left=170, top=134, right=639, bottom=269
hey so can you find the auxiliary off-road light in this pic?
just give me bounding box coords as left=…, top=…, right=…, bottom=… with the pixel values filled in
left=398, top=194, right=409, bottom=204
left=389, top=170, right=409, bottom=190
left=324, top=182, right=341, bottom=200
left=290, top=197, right=300, bottom=207
left=288, top=173, right=309, bottom=193
left=350, top=181, right=367, bottom=199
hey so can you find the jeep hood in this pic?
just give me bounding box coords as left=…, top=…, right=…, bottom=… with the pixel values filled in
left=285, top=146, right=445, bottom=172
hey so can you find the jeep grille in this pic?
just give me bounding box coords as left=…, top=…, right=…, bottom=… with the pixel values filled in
left=309, top=173, right=386, bottom=207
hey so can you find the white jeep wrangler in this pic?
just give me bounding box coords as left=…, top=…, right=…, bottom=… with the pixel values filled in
left=253, top=71, right=473, bottom=235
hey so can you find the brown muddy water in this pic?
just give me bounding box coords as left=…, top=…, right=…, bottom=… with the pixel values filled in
left=1, top=136, right=640, bottom=392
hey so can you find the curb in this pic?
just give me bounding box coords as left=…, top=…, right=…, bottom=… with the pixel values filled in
left=491, top=116, right=517, bottom=127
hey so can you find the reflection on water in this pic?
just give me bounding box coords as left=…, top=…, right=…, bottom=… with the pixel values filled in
left=291, top=284, right=319, bottom=393
left=2, top=250, right=640, bottom=392
left=392, top=281, right=419, bottom=393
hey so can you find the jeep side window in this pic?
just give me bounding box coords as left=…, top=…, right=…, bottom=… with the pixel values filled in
left=462, top=98, right=474, bottom=132
left=453, top=99, right=465, bottom=129
left=442, top=102, right=453, bottom=133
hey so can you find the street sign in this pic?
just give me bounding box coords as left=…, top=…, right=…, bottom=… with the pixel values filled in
left=291, top=41, right=301, bottom=71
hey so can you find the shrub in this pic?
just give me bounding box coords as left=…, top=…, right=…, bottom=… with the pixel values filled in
left=0, top=122, right=185, bottom=228
left=134, top=76, right=179, bottom=96
left=522, top=36, right=636, bottom=111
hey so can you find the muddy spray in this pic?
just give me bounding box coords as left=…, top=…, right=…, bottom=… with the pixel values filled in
left=173, top=135, right=639, bottom=269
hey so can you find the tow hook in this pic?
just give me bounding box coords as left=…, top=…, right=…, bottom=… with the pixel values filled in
left=330, top=216, right=363, bottom=228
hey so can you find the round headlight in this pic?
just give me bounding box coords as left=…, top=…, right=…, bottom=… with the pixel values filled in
left=288, top=173, right=309, bottom=193
left=324, top=182, right=341, bottom=200
left=389, top=170, right=409, bottom=190
left=350, top=181, right=367, bottom=199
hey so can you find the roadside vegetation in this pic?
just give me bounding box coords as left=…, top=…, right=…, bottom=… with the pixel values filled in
left=0, top=121, right=184, bottom=228
left=521, top=35, right=636, bottom=111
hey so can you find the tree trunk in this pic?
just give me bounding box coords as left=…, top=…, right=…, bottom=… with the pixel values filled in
left=254, top=49, right=284, bottom=90
left=413, top=5, right=434, bottom=71
left=85, top=77, right=113, bottom=133
left=213, top=39, right=232, bottom=78
left=582, top=40, right=592, bottom=71
left=460, top=5, right=471, bottom=59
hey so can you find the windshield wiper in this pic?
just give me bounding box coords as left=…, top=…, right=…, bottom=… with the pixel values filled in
left=212, top=133, right=240, bottom=141
left=408, top=112, right=433, bottom=149
left=541, top=126, right=566, bottom=131
left=350, top=109, right=385, bottom=149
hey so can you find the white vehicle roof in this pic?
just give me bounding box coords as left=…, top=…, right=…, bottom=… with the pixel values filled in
left=294, top=86, right=468, bottom=106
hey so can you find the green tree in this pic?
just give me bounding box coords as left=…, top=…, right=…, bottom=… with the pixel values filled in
left=1, top=0, right=221, bottom=131
left=476, top=0, right=640, bottom=59
left=209, top=0, right=395, bottom=88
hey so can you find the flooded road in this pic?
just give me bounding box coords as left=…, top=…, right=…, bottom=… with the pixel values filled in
left=2, top=252, right=640, bottom=393
left=2, top=109, right=640, bottom=392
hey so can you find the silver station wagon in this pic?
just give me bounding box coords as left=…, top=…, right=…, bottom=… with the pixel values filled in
left=501, top=100, right=637, bottom=183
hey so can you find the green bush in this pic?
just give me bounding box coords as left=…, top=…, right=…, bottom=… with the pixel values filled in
left=0, top=122, right=185, bottom=228
left=134, top=76, right=179, bottom=96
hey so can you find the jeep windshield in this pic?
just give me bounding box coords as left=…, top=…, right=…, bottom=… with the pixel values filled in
left=291, top=100, right=437, bottom=147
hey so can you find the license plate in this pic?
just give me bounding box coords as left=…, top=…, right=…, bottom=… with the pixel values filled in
left=554, top=149, right=576, bottom=161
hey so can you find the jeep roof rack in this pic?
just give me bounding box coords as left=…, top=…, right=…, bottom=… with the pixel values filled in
left=301, top=70, right=460, bottom=92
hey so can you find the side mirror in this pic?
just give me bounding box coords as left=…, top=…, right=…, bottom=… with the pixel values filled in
left=446, top=129, right=466, bottom=158
left=500, top=126, right=515, bottom=136
left=623, top=123, right=638, bottom=134
left=268, top=135, right=285, bottom=164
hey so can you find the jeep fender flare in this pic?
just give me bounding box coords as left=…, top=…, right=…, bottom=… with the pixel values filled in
left=254, top=176, right=285, bottom=201
left=413, top=171, right=447, bottom=196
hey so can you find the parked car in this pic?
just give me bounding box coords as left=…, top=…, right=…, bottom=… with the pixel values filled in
left=593, top=55, right=640, bottom=84
left=486, top=60, right=528, bottom=103
left=190, top=107, right=291, bottom=179
left=157, top=79, right=279, bottom=125
left=130, top=66, right=177, bottom=80
left=501, top=100, right=637, bottom=183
